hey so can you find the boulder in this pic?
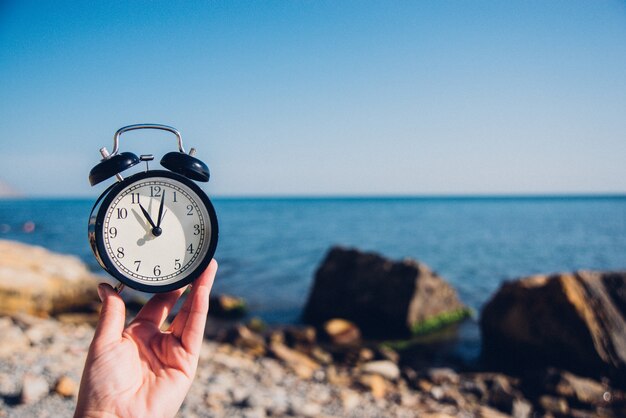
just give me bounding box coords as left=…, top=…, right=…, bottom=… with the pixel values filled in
left=480, top=271, right=626, bottom=385
left=0, top=240, right=100, bottom=317
left=303, top=247, right=470, bottom=338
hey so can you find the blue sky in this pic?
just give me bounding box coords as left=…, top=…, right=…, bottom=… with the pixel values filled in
left=1, top=0, right=625, bottom=197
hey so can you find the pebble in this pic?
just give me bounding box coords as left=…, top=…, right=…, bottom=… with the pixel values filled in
left=55, top=375, right=77, bottom=398
left=21, top=373, right=49, bottom=404
left=361, top=360, right=400, bottom=380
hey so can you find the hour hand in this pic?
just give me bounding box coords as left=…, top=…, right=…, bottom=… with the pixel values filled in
left=138, top=203, right=157, bottom=229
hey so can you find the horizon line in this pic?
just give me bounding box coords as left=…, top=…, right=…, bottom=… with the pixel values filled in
left=3, top=192, right=626, bottom=201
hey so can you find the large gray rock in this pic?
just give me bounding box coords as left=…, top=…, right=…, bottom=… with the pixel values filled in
left=0, top=239, right=99, bottom=316
left=302, top=247, right=469, bottom=338
left=480, top=271, right=626, bottom=385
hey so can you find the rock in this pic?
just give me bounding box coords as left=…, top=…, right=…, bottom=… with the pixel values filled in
left=219, top=325, right=266, bottom=357
left=310, top=346, right=333, bottom=365
left=539, top=395, right=569, bottom=415
left=322, top=318, right=361, bottom=345
left=361, top=360, right=401, bottom=380
left=427, top=368, right=460, bottom=386
left=481, top=271, right=626, bottom=383
left=291, top=402, right=321, bottom=417
left=303, top=247, right=470, bottom=338
left=359, top=373, right=387, bottom=399
left=268, top=341, right=320, bottom=379
left=0, top=317, right=29, bottom=357
left=341, top=389, right=361, bottom=411
left=0, top=240, right=100, bottom=316
left=283, top=325, right=317, bottom=348
left=358, top=347, right=375, bottom=362
left=511, top=398, right=533, bottom=418
left=418, top=379, right=433, bottom=392
left=209, top=294, right=247, bottom=319
left=326, top=365, right=351, bottom=386
left=459, top=381, right=485, bottom=402
left=54, top=376, right=77, bottom=397
left=478, top=405, right=511, bottom=418
left=20, top=374, right=49, bottom=404
left=549, top=370, right=606, bottom=406
left=430, top=385, right=444, bottom=400
left=376, top=345, right=400, bottom=363
left=487, top=374, right=523, bottom=414
left=247, top=317, right=267, bottom=333
left=242, top=407, right=267, bottom=418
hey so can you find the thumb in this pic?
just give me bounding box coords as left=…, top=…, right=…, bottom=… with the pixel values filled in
left=93, top=283, right=126, bottom=348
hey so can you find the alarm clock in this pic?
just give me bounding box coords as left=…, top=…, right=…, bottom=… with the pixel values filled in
left=88, top=124, right=218, bottom=293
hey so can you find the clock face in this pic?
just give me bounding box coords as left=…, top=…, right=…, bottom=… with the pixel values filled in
left=98, top=173, right=216, bottom=288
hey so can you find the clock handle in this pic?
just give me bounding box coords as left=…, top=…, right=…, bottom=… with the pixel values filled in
left=110, top=124, right=187, bottom=156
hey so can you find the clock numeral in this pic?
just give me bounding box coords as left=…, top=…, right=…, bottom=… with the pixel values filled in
left=173, top=191, right=178, bottom=203
left=153, top=265, right=161, bottom=276
left=131, top=193, right=140, bottom=204
left=117, top=208, right=128, bottom=219
left=174, top=259, right=181, bottom=270
left=186, top=243, right=194, bottom=254
left=134, top=260, right=141, bottom=272
left=116, top=247, right=125, bottom=258
left=150, top=186, right=162, bottom=198
left=193, top=224, right=200, bottom=235
left=109, top=227, right=117, bottom=238
left=186, top=205, right=193, bottom=216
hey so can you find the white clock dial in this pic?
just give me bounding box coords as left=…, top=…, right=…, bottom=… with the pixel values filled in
left=102, top=177, right=211, bottom=286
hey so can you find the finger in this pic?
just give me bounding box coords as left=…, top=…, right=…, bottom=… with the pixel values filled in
left=133, top=287, right=187, bottom=328
left=170, top=260, right=217, bottom=338
left=180, top=260, right=217, bottom=353
left=93, top=283, right=126, bottom=348
left=170, top=287, right=194, bottom=338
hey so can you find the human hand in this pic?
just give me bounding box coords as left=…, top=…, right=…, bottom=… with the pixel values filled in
left=75, top=260, right=218, bottom=418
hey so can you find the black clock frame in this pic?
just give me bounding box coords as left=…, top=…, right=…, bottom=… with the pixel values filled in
left=88, top=170, right=219, bottom=293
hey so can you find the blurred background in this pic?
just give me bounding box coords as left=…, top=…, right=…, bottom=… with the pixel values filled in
left=1, top=0, right=625, bottom=360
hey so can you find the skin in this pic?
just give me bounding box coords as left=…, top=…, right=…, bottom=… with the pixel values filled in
left=75, top=260, right=218, bottom=418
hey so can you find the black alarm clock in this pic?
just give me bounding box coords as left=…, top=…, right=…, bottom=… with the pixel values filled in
left=88, top=124, right=218, bottom=293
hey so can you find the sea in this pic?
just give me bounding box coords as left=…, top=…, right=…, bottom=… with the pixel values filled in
left=1, top=196, right=625, bottom=362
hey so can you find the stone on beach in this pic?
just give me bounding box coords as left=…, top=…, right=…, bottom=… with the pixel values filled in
left=480, top=271, right=626, bottom=383
left=209, top=294, right=247, bottom=319
left=323, top=318, right=361, bottom=345
left=360, top=360, right=401, bottom=380
left=20, top=373, right=49, bottom=404
left=268, top=341, right=320, bottom=379
left=303, top=246, right=470, bottom=338
left=0, top=240, right=100, bottom=317
left=55, top=375, right=77, bottom=398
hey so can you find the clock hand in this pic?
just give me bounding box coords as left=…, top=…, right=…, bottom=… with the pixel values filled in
left=156, top=191, right=165, bottom=228
left=138, top=203, right=157, bottom=229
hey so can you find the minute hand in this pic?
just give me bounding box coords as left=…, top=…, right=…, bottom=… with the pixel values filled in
left=156, top=191, right=165, bottom=228
left=139, top=203, right=157, bottom=229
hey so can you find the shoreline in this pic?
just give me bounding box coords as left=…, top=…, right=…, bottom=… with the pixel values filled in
left=1, top=312, right=624, bottom=418
left=2, top=239, right=626, bottom=416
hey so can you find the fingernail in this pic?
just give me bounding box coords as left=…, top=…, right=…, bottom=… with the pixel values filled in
left=97, top=283, right=107, bottom=302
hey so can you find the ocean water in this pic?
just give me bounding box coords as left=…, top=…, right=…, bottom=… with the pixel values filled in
left=1, top=196, right=625, bottom=360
